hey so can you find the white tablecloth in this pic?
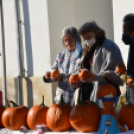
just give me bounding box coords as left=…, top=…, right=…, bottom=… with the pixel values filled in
left=0, top=128, right=134, bottom=134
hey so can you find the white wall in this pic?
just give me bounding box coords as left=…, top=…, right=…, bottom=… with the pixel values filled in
left=0, top=0, right=51, bottom=77
left=27, top=0, right=51, bottom=76
left=113, top=0, right=134, bottom=66
left=48, top=0, right=114, bottom=65
left=0, top=0, right=19, bottom=76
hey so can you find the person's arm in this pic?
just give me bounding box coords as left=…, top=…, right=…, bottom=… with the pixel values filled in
left=82, top=42, right=124, bottom=85
left=43, top=53, right=61, bottom=83
left=95, top=43, right=124, bottom=85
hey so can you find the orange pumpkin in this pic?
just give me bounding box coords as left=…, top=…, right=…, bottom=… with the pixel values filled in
left=69, top=74, right=80, bottom=83
left=115, top=64, right=126, bottom=74
left=70, top=101, right=101, bottom=132
left=118, top=104, right=134, bottom=129
left=46, top=95, right=72, bottom=131
left=97, top=84, right=117, bottom=98
left=51, top=69, right=60, bottom=78
left=2, top=101, right=28, bottom=130
left=126, top=77, right=133, bottom=86
left=0, top=105, right=6, bottom=128
left=27, top=96, right=48, bottom=130
left=78, top=69, right=90, bottom=79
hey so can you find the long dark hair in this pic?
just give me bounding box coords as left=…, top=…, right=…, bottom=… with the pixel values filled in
left=79, top=21, right=106, bottom=70
left=79, top=21, right=105, bottom=40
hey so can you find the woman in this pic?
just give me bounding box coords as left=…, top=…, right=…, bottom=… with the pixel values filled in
left=73, top=21, right=124, bottom=104
left=43, top=26, right=82, bottom=104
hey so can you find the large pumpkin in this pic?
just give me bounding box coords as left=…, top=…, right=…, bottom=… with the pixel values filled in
left=97, top=84, right=117, bottom=98
left=78, top=69, right=90, bottom=79
left=2, top=101, right=28, bottom=130
left=69, top=74, right=80, bottom=83
left=115, top=64, right=126, bottom=74
left=27, top=96, right=48, bottom=130
left=117, top=104, right=134, bottom=129
left=0, top=105, right=6, bottom=128
left=46, top=95, right=72, bottom=131
left=51, top=69, right=60, bottom=78
left=70, top=101, right=101, bottom=132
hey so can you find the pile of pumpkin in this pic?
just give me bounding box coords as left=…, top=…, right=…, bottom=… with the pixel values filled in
left=0, top=94, right=134, bottom=132
left=0, top=66, right=134, bottom=132
left=0, top=96, right=101, bottom=132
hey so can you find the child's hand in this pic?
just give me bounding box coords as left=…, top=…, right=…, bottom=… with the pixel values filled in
left=44, top=71, right=51, bottom=80
left=127, top=79, right=134, bottom=88
left=51, top=74, right=63, bottom=81
left=81, top=72, right=95, bottom=83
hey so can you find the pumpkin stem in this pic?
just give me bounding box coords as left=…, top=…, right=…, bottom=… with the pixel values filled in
left=58, top=94, right=65, bottom=105
left=92, top=101, right=98, bottom=105
left=6, top=101, right=10, bottom=108
left=40, top=95, right=45, bottom=106
left=9, top=101, right=19, bottom=108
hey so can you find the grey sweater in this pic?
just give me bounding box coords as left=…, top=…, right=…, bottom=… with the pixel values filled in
left=90, top=38, right=124, bottom=102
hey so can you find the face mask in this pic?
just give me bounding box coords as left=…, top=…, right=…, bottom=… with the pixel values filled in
left=86, top=38, right=96, bottom=46
left=122, top=33, right=133, bottom=45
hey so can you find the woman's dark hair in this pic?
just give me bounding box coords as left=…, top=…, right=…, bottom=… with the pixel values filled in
left=123, top=13, right=134, bottom=23
left=79, top=21, right=105, bottom=39
left=126, top=18, right=134, bottom=32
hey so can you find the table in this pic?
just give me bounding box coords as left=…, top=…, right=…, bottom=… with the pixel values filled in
left=0, top=128, right=134, bottom=134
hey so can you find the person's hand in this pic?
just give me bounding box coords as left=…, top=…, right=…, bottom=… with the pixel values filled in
left=44, top=71, right=51, bottom=80
left=51, top=74, right=63, bottom=81
left=70, top=81, right=81, bottom=88
left=81, top=72, right=95, bottom=83
left=126, top=79, right=134, bottom=88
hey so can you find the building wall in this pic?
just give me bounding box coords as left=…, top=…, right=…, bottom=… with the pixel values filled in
left=0, top=0, right=133, bottom=106
left=0, top=0, right=19, bottom=76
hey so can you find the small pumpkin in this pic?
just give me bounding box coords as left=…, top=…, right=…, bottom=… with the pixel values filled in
left=78, top=69, right=90, bottom=79
left=2, top=101, right=28, bottom=130
left=115, top=64, right=126, bottom=74
left=51, top=69, right=60, bottom=78
left=117, top=103, right=134, bottom=129
left=0, top=104, right=6, bottom=128
left=70, top=101, right=101, bottom=132
left=46, top=94, right=72, bottom=132
left=69, top=74, right=80, bottom=83
left=27, top=96, right=48, bottom=130
left=97, top=84, right=117, bottom=98
left=126, top=77, right=133, bottom=86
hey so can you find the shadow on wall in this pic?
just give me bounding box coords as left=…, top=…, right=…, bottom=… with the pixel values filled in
left=25, top=77, right=33, bottom=108
left=23, top=0, right=33, bottom=76
left=23, top=1, right=33, bottom=107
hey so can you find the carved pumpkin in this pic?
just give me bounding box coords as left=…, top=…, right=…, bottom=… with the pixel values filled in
left=115, top=64, right=126, bottom=74
left=69, top=74, right=80, bottom=83
left=118, top=104, right=134, bottom=129
left=2, top=101, right=28, bottom=130
left=51, top=69, right=60, bottom=78
left=97, top=84, right=117, bottom=98
left=46, top=95, right=72, bottom=131
left=78, top=69, right=90, bottom=79
left=0, top=105, right=6, bottom=128
left=126, top=77, right=133, bottom=86
left=70, top=101, right=101, bottom=132
left=27, top=96, right=48, bottom=130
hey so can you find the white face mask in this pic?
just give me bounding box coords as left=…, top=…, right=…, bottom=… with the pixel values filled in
left=86, top=38, right=96, bottom=46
